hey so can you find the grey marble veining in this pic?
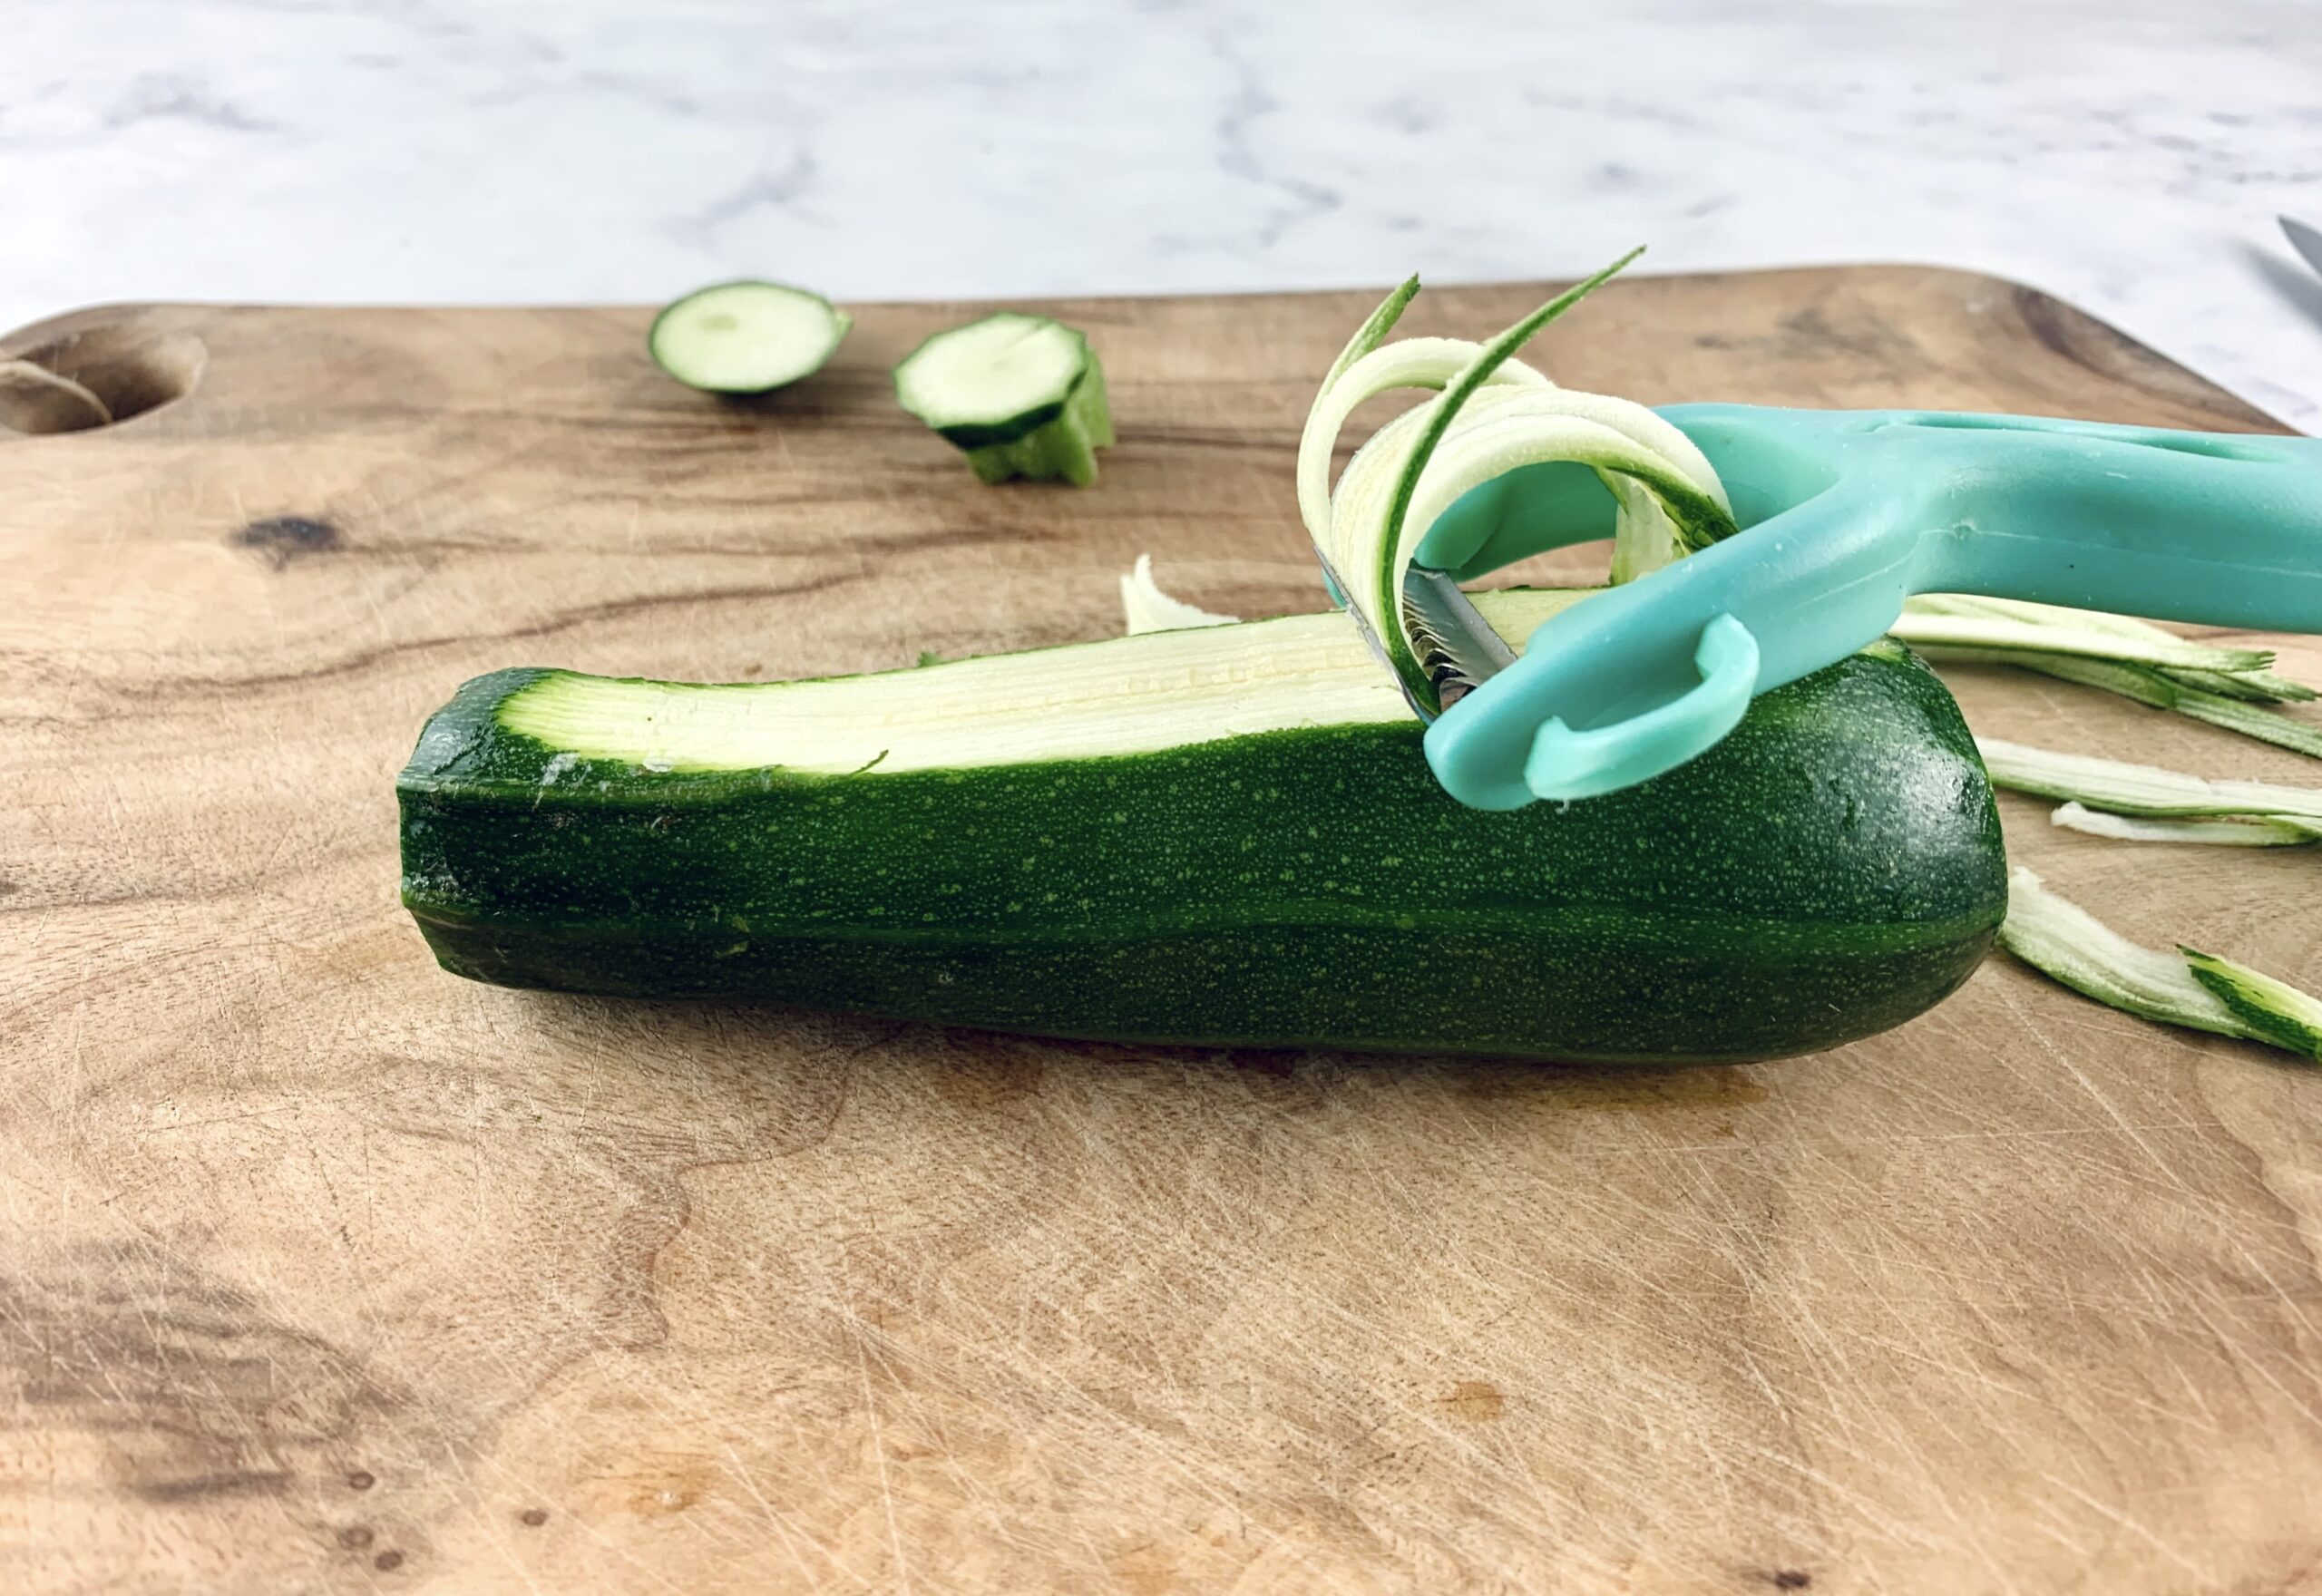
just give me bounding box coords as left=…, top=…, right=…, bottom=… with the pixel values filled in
left=5, top=0, right=2319, bottom=424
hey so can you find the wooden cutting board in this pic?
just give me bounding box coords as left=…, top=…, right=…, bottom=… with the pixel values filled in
left=6, top=268, right=2321, bottom=1596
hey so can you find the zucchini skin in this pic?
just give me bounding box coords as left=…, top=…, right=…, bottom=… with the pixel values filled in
left=397, top=646, right=2005, bottom=1063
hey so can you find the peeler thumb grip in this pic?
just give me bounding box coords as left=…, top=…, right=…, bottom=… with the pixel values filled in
left=1519, top=616, right=1760, bottom=801
left=1425, top=482, right=1917, bottom=808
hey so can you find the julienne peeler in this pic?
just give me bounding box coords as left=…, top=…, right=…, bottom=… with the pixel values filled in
left=1386, top=404, right=2322, bottom=810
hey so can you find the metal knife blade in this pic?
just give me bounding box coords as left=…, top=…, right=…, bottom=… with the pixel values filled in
left=2283, top=216, right=2322, bottom=280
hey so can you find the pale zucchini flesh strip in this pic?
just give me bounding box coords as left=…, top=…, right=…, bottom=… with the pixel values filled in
left=1997, top=869, right=2322, bottom=1061
left=1894, top=612, right=2271, bottom=674
left=1902, top=592, right=2322, bottom=757
left=1120, top=554, right=1236, bottom=636
left=1905, top=595, right=2310, bottom=699
left=1998, top=868, right=2245, bottom=1037
left=1989, top=737, right=2322, bottom=845
left=1295, top=251, right=1735, bottom=714
left=2049, top=803, right=2316, bottom=847
left=1977, top=738, right=2322, bottom=826
left=1930, top=648, right=2322, bottom=759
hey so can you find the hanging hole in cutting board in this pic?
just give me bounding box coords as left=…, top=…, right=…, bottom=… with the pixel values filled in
left=0, top=326, right=207, bottom=435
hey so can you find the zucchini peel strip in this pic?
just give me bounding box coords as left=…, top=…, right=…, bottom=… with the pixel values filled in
left=1999, top=869, right=2322, bottom=1063
left=1296, top=252, right=1735, bottom=715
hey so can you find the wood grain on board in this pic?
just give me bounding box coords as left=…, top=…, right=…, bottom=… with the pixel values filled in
left=4, top=268, right=2319, bottom=1596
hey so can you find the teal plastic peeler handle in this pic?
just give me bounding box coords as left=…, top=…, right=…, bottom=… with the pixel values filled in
left=1418, top=406, right=2322, bottom=810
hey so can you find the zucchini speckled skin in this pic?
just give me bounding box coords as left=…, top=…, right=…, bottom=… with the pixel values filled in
left=398, top=639, right=2004, bottom=1062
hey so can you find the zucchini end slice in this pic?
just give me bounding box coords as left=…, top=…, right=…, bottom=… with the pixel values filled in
left=649, top=281, right=852, bottom=394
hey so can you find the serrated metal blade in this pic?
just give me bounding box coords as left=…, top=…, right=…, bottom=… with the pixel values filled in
left=1312, top=550, right=1517, bottom=723
left=1399, top=565, right=1518, bottom=717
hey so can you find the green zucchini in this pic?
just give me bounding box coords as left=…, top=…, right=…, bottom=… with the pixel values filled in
left=649, top=281, right=852, bottom=394
left=397, top=589, right=2006, bottom=1063
left=893, top=313, right=1113, bottom=484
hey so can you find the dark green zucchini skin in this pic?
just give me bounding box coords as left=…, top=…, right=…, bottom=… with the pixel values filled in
left=397, top=643, right=2005, bottom=1063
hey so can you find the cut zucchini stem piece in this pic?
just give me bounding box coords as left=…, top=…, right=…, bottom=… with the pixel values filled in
left=649, top=281, right=853, bottom=394
left=893, top=313, right=1113, bottom=485
left=1998, top=869, right=2322, bottom=1062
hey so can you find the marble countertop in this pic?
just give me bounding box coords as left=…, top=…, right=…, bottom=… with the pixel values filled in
left=6, top=0, right=2320, bottom=427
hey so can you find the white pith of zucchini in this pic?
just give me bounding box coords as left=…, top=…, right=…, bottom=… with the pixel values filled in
left=495, top=590, right=1589, bottom=777
left=649, top=281, right=852, bottom=394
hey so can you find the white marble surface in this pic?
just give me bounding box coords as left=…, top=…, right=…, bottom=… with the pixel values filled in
left=6, top=0, right=2321, bottom=425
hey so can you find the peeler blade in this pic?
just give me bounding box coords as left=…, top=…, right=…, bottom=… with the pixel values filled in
left=1400, top=566, right=1518, bottom=717
left=1312, top=549, right=1517, bottom=723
